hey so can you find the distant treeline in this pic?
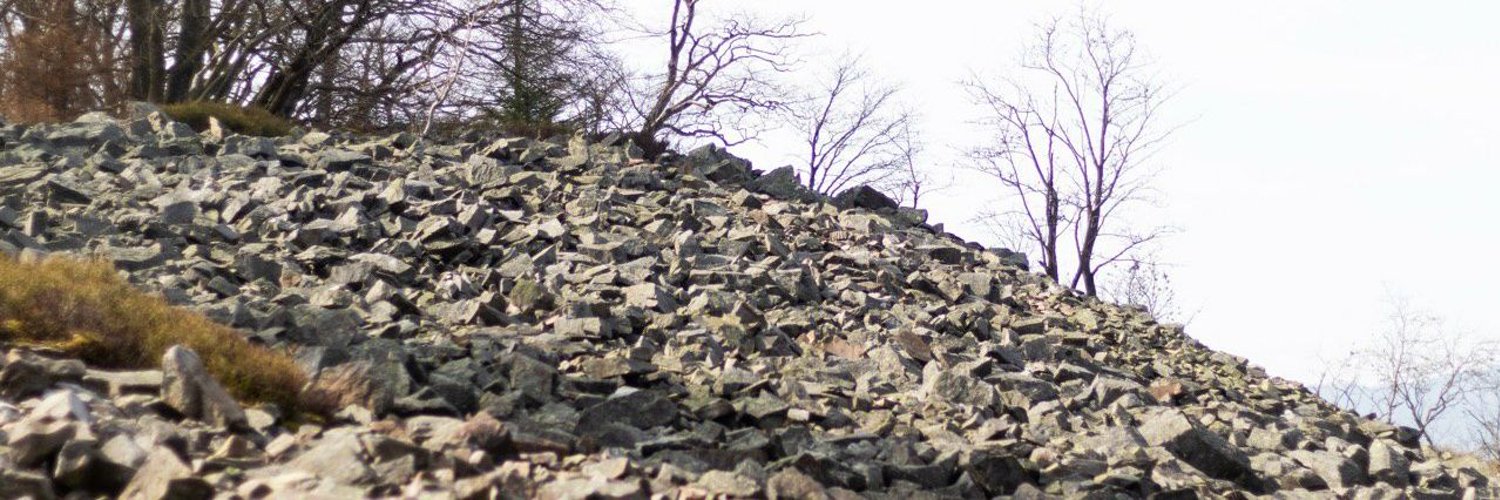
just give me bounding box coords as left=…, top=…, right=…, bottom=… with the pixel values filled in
left=1, top=0, right=645, bottom=140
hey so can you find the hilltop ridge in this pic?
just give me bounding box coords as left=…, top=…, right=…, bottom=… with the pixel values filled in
left=0, top=110, right=1494, bottom=498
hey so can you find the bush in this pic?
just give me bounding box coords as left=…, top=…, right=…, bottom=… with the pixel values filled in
left=0, top=256, right=305, bottom=413
left=162, top=101, right=294, bottom=137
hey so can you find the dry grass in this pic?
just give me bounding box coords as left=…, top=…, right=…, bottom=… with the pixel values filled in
left=0, top=256, right=305, bottom=412
left=162, top=101, right=294, bottom=137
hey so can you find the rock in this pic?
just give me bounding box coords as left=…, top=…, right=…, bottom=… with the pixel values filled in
left=287, top=432, right=378, bottom=485
left=684, top=144, right=754, bottom=184
left=119, top=447, right=214, bottom=500
left=0, top=350, right=86, bottom=399
left=223, top=135, right=277, bottom=159
left=749, top=166, right=817, bottom=201
left=96, top=434, right=150, bottom=487
left=0, top=469, right=55, bottom=500
left=315, top=149, right=371, bottom=171
left=767, top=468, right=830, bottom=500
left=697, top=470, right=760, bottom=496
left=46, top=178, right=93, bottom=204
left=921, top=369, right=997, bottom=409
left=0, top=164, right=46, bottom=185
left=160, top=345, right=247, bottom=429
left=84, top=369, right=163, bottom=398
left=1086, top=375, right=1147, bottom=408
left=6, top=418, right=76, bottom=467
left=577, top=389, right=677, bottom=430
left=1138, top=408, right=1257, bottom=489
left=965, top=451, right=1034, bottom=496
left=832, top=185, right=898, bottom=211
left=1289, top=449, right=1369, bottom=489
left=1368, top=441, right=1410, bottom=487
left=536, top=476, right=644, bottom=500
left=48, top=120, right=124, bottom=147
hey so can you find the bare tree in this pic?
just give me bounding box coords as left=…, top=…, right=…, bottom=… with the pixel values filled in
left=964, top=8, right=1176, bottom=296
left=886, top=119, right=945, bottom=209
left=1313, top=351, right=1368, bottom=415
left=1101, top=254, right=1183, bottom=323
left=788, top=55, right=916, bottom=197
left=1465, top=371, right=1500, bottom=460
left=618, top=0, right=807, bottom=158
left=1315, top=295, right=1496, bottom=445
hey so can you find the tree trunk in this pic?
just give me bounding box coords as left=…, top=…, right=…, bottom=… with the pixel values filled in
left=165, top=0, right=210, bottom=102
left=126, top=0, right=165, bottom=101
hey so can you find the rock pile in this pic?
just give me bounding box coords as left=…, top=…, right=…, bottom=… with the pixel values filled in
left=0, top=110, right=1495, bottom=499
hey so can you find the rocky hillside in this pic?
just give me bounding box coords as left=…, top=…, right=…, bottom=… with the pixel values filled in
left=0, top=110, right=1495, bottom=499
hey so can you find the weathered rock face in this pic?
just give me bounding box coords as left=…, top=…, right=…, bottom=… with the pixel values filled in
left=0, top=111, right=1495, bottom=498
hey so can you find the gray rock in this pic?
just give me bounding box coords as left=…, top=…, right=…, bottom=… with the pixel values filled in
left=832, top=185, right=898, bottom=211
left=749, top=166, right=818, bottom=201
left=1138, top=408, right=1257, bottom=489
left=767, top=468, right=830, bottom=500
left=6, top=418, right=76, bottom=467
left=0, top=164, right=46, bottom=186
left=922, top=369, right=997, bottom=409
left=288, top=432, right=378, bottom=485
left=1289, top=449, right=1369, bottom=489
left=0, top=469, right=55, bottom=500
left=0, top=351, right=86, bottom=399
left=315, top=149, right=371, bottom=171
left=160, top=345, right=247, bottom=429
left=1368, top=441, right=1410, bottom=487
left=119, top=447, right=214, bottom=500
left=48, top=120, right=125, bottom=147
left=697, top=470, right=760, bottom=496
left=577, top=389, right=677, bottom=431
left=536, top=476, right=644, bottom=500
left=685, top=144, right=754, bottom=185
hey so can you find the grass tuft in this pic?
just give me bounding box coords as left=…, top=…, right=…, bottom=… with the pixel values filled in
left=0, top=256, right=305, bottom=412
left=162, top=101, right=294, bottom=137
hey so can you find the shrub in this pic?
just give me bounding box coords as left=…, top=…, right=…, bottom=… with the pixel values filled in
left=0, top=256, right=305, bottom=412
left=162, top=101, right=294, bottom=137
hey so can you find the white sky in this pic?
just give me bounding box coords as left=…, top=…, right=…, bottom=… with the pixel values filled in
left=627, top=1, right=1500, bottom=385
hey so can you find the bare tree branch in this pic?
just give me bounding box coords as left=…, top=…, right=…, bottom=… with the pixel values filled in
left=964, top=7, right=1176, bottom=296
left=788, top=54, right=916, bottom=197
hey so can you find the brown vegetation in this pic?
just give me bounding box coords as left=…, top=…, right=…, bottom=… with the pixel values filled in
left=162, top=101, right=296, bottom=137
left=0, top=256, right=305, bottom=412
left=0, top=1, right=126, bottom=123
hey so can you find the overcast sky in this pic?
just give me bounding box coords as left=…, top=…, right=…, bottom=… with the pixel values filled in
left=630, top=1, right=1500, bottom=385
